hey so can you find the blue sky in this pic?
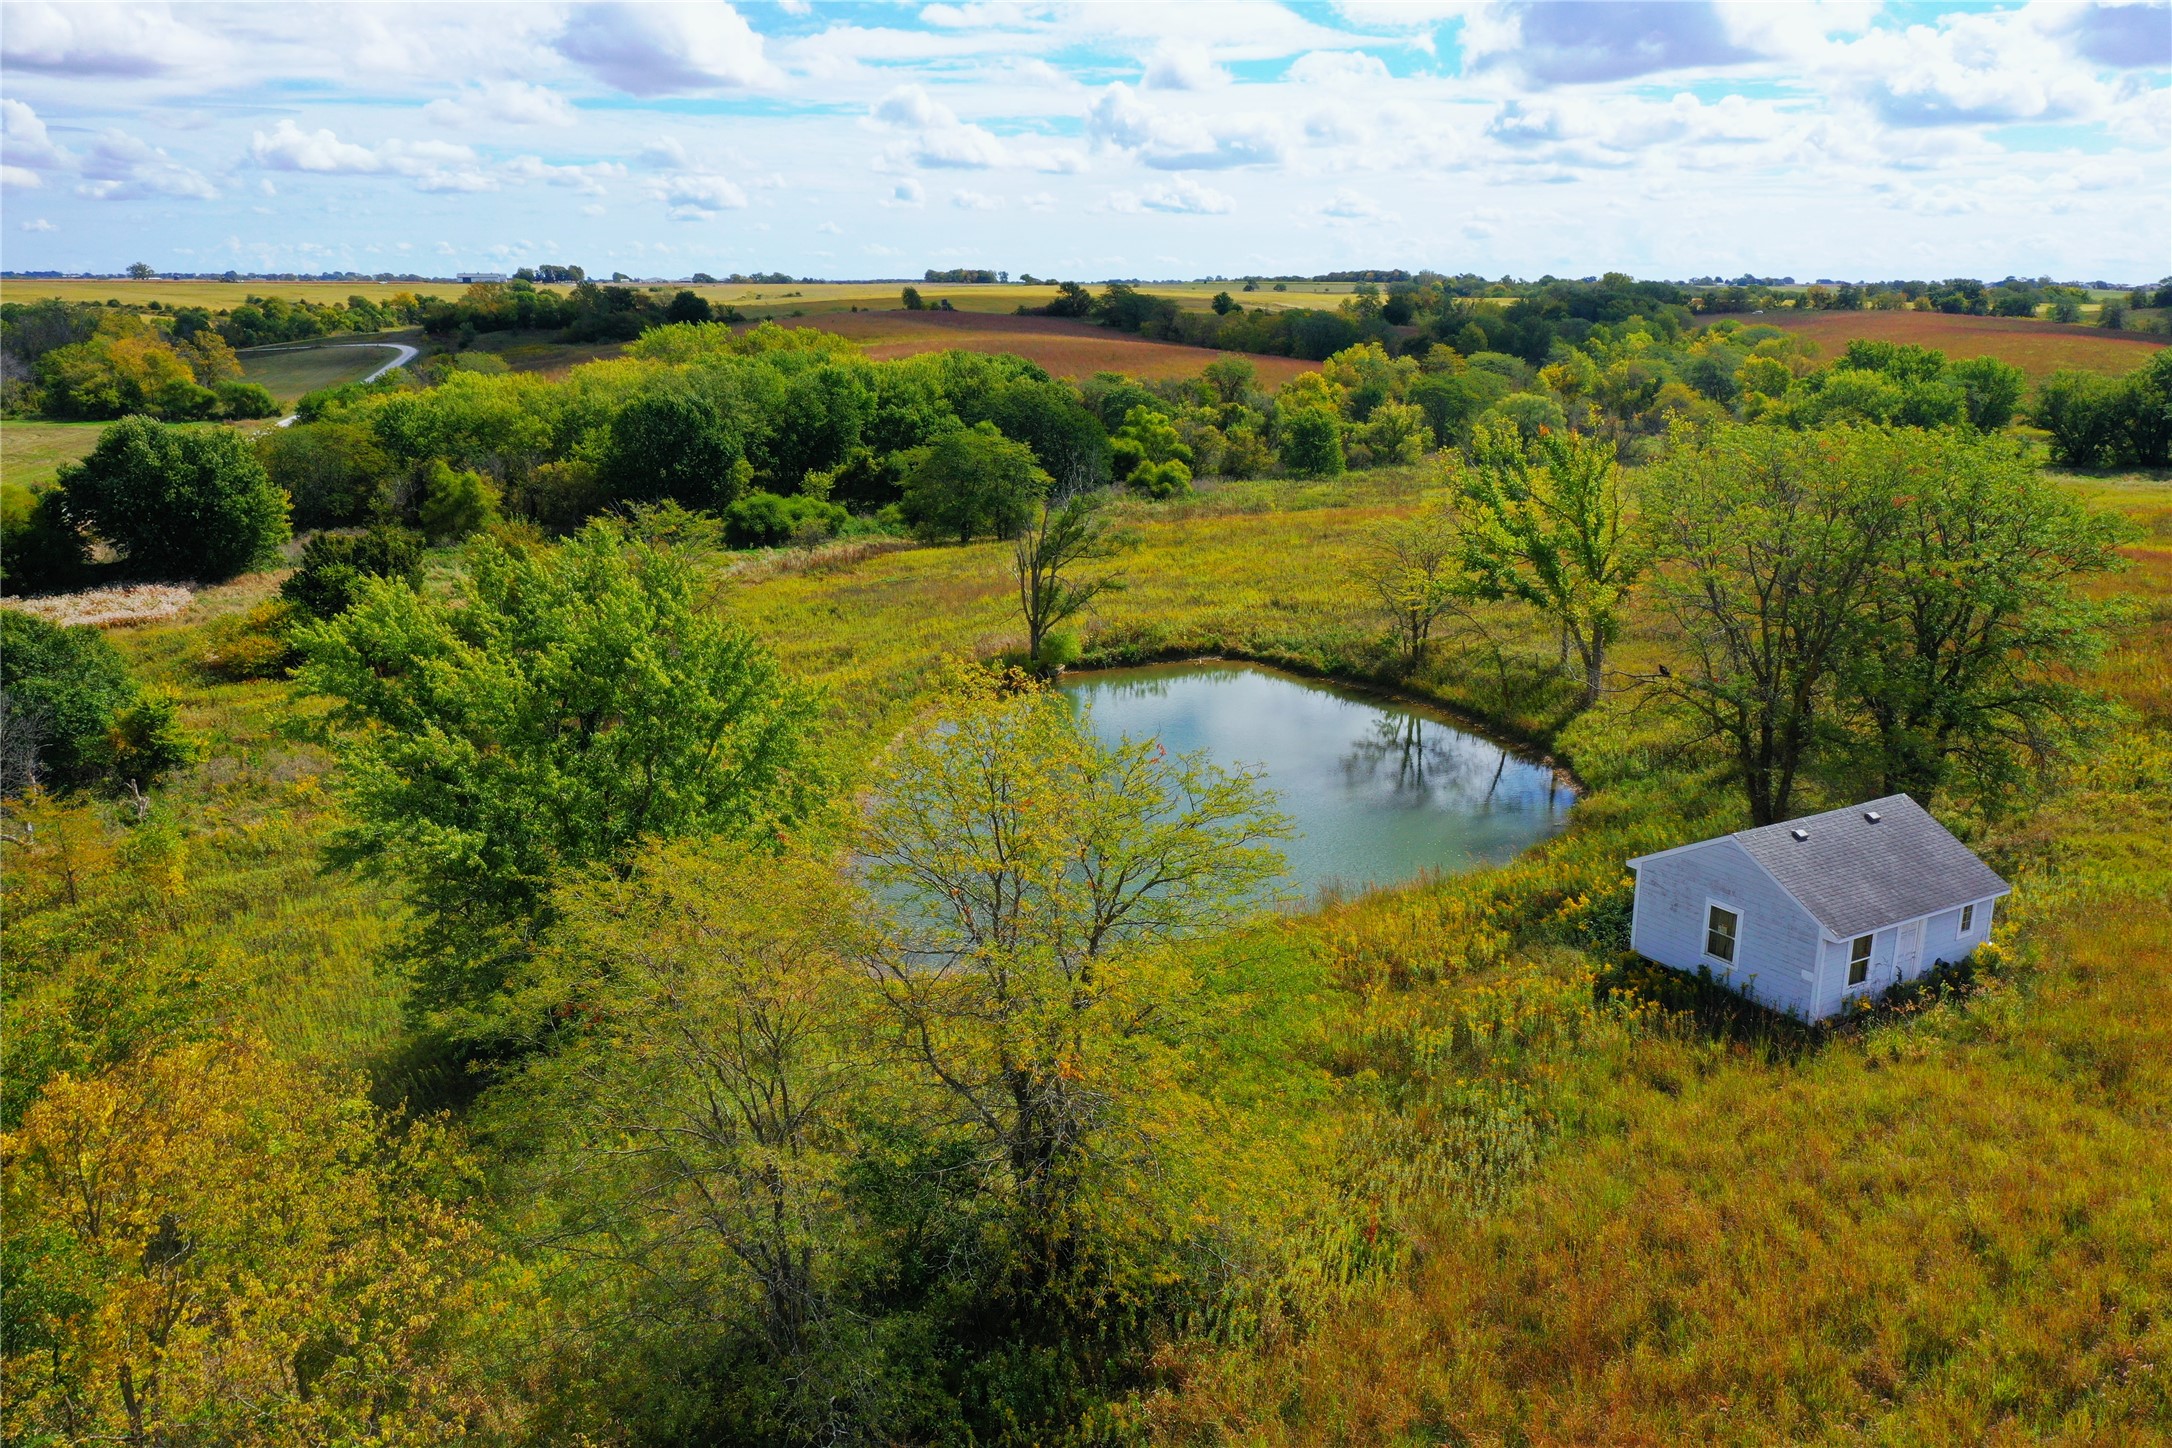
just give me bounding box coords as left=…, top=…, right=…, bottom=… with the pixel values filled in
left=2, top=1, right=2167, bottom=280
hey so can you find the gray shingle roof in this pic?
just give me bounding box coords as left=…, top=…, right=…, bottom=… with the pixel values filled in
left=1730, top=794, right=2010, bottom=939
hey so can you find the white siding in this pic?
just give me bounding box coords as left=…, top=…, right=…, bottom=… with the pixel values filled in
left=1803, top=897, right=1998, bottom=1020
left=1629, top=839, right=1823, bottom=1018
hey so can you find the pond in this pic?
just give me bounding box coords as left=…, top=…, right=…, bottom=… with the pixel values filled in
left=1059, top=662, right=1573, bottom=904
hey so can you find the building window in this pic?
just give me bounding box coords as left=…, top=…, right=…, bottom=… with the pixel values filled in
left=1848, top=934, right=1873, bottom=986
left=1705, top=904, right=1739, bottom=964
left=1959, top=903, right=1975, bottom=936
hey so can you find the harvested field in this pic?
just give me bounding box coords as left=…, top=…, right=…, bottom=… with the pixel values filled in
left=769, top=310, right=1320, bottom=385
left=1725, top=309, right=2162, bottom=380
left=0, top=276, right=1375, bottom=320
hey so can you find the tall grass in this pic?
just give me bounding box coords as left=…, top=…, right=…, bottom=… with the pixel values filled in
left=9, top=467, right=2167, bottom=1442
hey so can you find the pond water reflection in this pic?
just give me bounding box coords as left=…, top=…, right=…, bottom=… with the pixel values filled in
left=1059, top=663, right=1573, bottom=904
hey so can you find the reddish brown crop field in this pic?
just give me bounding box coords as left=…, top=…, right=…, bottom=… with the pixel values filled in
left=778, top=309, right=1320, bottom=386
left=1729, top=309, right=2162, bottom=380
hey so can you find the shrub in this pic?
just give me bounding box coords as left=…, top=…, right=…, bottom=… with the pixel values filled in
left=2033, top=369, right=2132, bottom=467
left=720, top=492, right=848, bottom=549
left=1221, top=426, right=1275, bottom=480
left=1128, top=458, right=1194, bottom=499
left=1360, top=400, right=1432, bottom=465
left=1481, top=393, right=1569, bottom=441
left=1277, top=407, right=1345, bottom=477
left=1109, top=406, right=1192, bottom=486
left=280, top=526, right=426, bottom=620
left=105, top=689, right=197, bottom=782
left=60, top=417, right=290, bottom=581
left=153, top=379, right=220, bottom=420
left=0, top=486, right=88, bottom=595
left=416, top=460, right=499, bottom=542
left=258, top=421, right=393, bottom=528
left=215, top=380, right=281, bottom=420
left=0, top=611, right=189, bottom=793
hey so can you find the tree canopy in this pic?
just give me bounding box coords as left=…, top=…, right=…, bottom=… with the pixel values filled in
left=294, top=520, right=825, bottom=1035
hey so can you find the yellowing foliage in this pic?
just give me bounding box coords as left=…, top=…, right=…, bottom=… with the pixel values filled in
left=3, top=1035, right=499, bottom=1446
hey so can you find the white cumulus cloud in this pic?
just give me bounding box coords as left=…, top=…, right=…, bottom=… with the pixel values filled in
left=555, top=3, right=778, bottom=97
left=78, top=128, right=216, bottom=200
left=426, top=81, right=578, bottom=129
left=1113, top=176, right=1235, bottom=214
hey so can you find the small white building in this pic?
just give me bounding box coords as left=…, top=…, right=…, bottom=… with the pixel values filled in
left=1626, top=794, right=2009, bottom=1021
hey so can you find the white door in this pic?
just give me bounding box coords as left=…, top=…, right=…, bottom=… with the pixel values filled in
left=1896, top=919, right=1923, bottom=981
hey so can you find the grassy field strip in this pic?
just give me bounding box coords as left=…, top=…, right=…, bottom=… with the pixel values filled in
left=237, top=334, right=421, bottom=402
left=1, top=420, right=107, bottom=490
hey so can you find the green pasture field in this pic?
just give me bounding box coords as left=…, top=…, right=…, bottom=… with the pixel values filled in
left=0, top=420, right=105, bottom=489
left=237, top=334, right=419, bottom=402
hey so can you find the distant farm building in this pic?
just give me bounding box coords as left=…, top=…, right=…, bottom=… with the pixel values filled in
left=457, top=272, right=509, bottom=283
left=1626, top=795, right=2009, bottom=1020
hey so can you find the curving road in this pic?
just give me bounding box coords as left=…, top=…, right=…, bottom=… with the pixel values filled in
left=273, top=341, right=420, bottom=427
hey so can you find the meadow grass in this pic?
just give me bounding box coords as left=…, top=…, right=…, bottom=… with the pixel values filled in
left=1, top=419, right=105, bottom=488
left=7, top=464, right=2168, bottom=1442
left=237, top=333, right=418, bottom=402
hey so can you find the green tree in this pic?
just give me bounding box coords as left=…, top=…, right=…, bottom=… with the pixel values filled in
left=1457, top=420, right=1642, bottom=708
left=256, top=421, right=392, bottom=528
left=600, top=391, right=746, bottom=508
left=294, top=521, right=824, bottom=1034
left=0, top=487, right=87, bottom=595
left=899, top=422, right=1048, bottom=543
left=1109, top=405, right=1192, bottom=494
left=665, top=289, right=713, bottom=324
left=1947, top=355, right=2025, bottom=431
left=1211, top=291, right=1238, bottom=316
left=1361, top=501, right=1471, bottom=673
left=860, top=683, right=1288, bottom=1271
left=1200, top=355, right=1257, bottom=405
left=60, top=418, right=290, bottom=581
left=2031, top=369, right=2128, bottom=466
left=278, top=525, right=425, bottom=620
left=900, top=286, right=925, bottom=311
left=1276, top=407, right=1344, bottom=477
left=500, top=841, right=872, bottom=1433
left=1, top=613, right=139, bottom=793
left=1014, top=487, right=1128, bottom=663
left=416, top=458, right=500, bottom=541
left=1641, top=424, right=1899, bottom=825
left=1840, top=429, right=2135, bottom=803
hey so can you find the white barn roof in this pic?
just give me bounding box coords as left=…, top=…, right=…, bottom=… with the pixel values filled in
left=1634, top=793, right=2011, bottom=939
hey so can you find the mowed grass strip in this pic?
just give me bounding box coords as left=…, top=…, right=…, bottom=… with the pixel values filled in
left=1742, top=309, right=2164, bottom=380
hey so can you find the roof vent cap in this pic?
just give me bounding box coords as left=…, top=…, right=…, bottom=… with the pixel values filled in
left=1791, top=828, right=1809, bottom=841
left=1863, top=810, right=1882, bottom=823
